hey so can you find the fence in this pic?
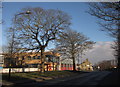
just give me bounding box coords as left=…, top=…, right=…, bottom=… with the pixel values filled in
left=0, top=68, right=39, bottom=73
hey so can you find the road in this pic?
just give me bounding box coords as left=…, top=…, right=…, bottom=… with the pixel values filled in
left=37, top=71, right=111, bottom=86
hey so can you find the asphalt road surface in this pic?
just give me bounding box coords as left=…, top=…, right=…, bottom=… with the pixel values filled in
left=42, top=71, right=111, bottom=86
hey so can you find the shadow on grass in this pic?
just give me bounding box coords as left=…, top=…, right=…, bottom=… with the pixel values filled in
left=2, top=72, right=36, bottom=87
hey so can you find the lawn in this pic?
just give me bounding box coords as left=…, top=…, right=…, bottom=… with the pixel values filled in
left=2, top=70, right=83, bottom=86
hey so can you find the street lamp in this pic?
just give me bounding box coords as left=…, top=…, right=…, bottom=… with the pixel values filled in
left=14, top=10, right=31, bottom=65
left=16, top=10, right=31, bottom=15
left=98, top=66, right=100, bottom=69
left=25, top=10, right=31, bottom=14
left=14, top=10, right=31, bottom=23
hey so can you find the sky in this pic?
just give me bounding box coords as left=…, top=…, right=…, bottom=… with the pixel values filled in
left=84, top=41, right=115, bottom=64
left=2, top=0, right=119, bottom=2
left=2, top=2, right=113, bottom=43
left=1, top=1, right=117, bottom=64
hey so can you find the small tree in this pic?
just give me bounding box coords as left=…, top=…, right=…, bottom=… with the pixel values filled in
left=11, top=7, right=71, bottom=73
left=56, top=29, right=94, bottom=71
left=3, top=27, right=19, bottom=80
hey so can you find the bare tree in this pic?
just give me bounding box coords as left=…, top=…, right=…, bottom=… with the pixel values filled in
left=11, top=7, right=71, bottom=73
left=76, top=41, right=95, bottom=63
left=96, top=60, right=115, bottom=70
left=56, top=29, right=94, bottom=71
left=3, top=27, right=20, bottom=80
left=88, top=2, right=120, bottom=69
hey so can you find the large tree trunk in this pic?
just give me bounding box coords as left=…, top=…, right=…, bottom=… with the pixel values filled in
left=41, top=47, right=45, bottom=73
left=53, top=62, right=54, bottom=71
left=72, top=56, right=76, bottom=71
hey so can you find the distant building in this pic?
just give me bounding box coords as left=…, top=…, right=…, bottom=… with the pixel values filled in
left=77, top=59, right=93, bottom=71
left=93, top=59, right=117, bottom=70
left=0, top=54, right=4, bottom=67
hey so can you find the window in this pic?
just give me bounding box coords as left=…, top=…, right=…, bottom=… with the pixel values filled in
left=46, top=55, right=50, bottom=57
left=22, top=56, right=24, bottom=60
left=52, top=58, right=55, bottom=62
left=15, top=57, right=18, bottom=58
left=61, top=63, right=63, bottom=67
left=70, top=64, right=72, bottom=67
left=56, top=57, right=59, bottom=63
left=46, top=57, right=48, bottom=62
left=32, top=56, right=36, bottom=59
left=45, top=55, right=53, bottom=62
left=37, top=56, right=40, bottom=59
left=27, top=56, right=31, bottom=60
left=48, top=58, right=52, bottom=62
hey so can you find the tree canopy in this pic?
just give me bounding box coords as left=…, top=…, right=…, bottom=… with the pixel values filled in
left=56, top=29, right=94, bottom=70
left=88, top=2, right=120, bottom=69
left=9, top=7, right=71, bottom=72
left=13, top=7, right=71, bottom=52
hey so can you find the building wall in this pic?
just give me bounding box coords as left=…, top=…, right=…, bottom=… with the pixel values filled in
left=0, top=54, right=4, bottom=67
left=3, top=52, right=60, bottom=71
left=3, top=52, right=80, bottom=71
left=1, top=68, right=39, bottom=73
left=60, top=58, right=73, bottom=70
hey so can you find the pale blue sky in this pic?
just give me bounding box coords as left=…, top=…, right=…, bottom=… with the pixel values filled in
left=2, top=2, right=113, bottom=46
left=3, top=0, right=119, bottom=2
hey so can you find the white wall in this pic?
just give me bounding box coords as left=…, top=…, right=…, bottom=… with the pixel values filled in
left=0, top=68, right=39, bottom=73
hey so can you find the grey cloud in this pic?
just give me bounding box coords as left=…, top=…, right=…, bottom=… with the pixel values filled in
left=83, top=41, right=115, bottom=65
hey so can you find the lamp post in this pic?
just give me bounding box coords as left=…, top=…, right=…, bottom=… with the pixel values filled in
left=8, top=11, right=31, bottom=80
left=14, top=10, right=31, bottom=65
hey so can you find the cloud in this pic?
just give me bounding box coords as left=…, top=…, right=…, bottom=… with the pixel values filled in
left=83, top=41, right=115, bottom=65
